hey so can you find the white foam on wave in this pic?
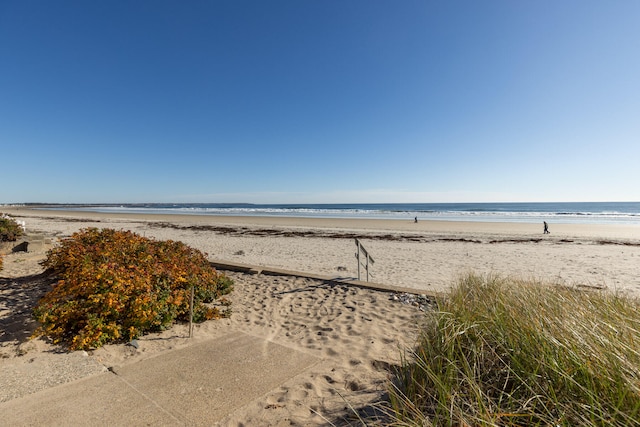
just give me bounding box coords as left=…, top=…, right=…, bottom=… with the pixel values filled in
left=39, top=204, right=640, bottom=225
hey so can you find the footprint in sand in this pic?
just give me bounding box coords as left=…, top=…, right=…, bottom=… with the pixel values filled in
left=323, top=348, right=339, bottom=357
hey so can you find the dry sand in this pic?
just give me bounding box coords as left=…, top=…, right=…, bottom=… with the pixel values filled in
left=5, top=207, right=640, bottom=293
left=2, top=208, right=640, bottom=425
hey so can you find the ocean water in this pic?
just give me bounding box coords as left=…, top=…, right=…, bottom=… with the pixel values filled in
left=39, top=202, right=640, bottom=225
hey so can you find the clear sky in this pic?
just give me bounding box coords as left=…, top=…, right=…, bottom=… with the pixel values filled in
left=1, top=1, right=639, bottom=204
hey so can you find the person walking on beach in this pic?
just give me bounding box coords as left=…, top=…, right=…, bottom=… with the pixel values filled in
left=543, top=221, right=550, bottom=234
left=414, top=216, right=418, bottom=223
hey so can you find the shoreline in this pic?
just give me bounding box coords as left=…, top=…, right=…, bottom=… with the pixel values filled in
left=6, top=206, right=640, bottom=240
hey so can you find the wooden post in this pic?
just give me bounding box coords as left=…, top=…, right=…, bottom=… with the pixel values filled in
left=366, top=253, right=369, bottom=282
left=189, top=285, right=194, bottom=338
left=355, top=239, right=361, bottom=280
left=355, top=238, right=374, bottom=282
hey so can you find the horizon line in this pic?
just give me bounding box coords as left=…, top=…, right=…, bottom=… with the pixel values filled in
left=4, top=201, right=640, bottom=206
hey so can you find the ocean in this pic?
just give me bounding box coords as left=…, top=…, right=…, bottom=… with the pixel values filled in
left=37, top=202, right=640, bottom=225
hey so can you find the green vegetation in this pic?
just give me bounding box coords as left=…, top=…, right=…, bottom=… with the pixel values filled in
left=33, top=228, right=233, bottom=350
left=389, top=274, right=640, bottom=426
left=0, top=214, right=24, bottom=242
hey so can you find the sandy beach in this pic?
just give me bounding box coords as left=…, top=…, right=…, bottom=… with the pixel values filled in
left=2, top=207, right=640, bottom=425
left=5, top=207, right=640, bottom=294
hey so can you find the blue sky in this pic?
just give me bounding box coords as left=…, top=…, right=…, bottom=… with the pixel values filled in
left=1, top=1, right=639, bottom=204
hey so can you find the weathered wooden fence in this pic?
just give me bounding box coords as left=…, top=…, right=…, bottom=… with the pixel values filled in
left=355, top=238, right=374, bottom=281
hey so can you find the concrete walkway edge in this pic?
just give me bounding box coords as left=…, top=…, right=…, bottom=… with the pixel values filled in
left=209, top=259, right=441, bottom=298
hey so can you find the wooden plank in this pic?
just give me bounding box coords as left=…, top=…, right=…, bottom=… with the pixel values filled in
left=355, top=238, right=374, bottom=263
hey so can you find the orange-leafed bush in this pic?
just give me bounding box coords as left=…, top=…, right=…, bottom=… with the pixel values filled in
left=33, top=228, right=233, bottom=350
left=0, top=214, right=24, bottom=242
left=0, top=254, right=3, bottom=271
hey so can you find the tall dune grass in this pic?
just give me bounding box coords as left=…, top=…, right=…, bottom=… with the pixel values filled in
left=388, top=274, right=640, bottom=426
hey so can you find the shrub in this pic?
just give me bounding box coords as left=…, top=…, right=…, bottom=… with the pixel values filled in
left=0, top=254, right=3, bottom=272
left=0, top=215, right=24, bottom=242
left=389, top=274, right=640, bottom=426
left=33, top=228, right=233, bottom=350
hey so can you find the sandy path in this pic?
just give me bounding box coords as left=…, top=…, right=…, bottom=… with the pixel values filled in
left=0, top=216, right=424, bottom=425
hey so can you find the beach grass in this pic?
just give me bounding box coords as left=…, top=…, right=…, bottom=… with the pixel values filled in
left=388, top=274, right=640, bottom=426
